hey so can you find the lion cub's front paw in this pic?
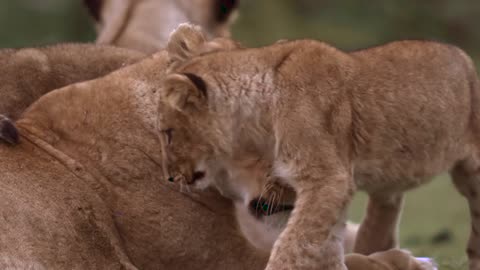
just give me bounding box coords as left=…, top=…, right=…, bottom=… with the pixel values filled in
left=345, top=249, right=437, bottom=270
left=0, top=115, right=19, bottom=145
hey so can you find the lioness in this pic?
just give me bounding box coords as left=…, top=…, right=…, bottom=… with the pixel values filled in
left=0, top=44, right=144, bottom=144
left=159, top=26, right=480, bottom=269
left=84, top=0, right=239, bottom=53
left=0, top=38, right=434, bottom=270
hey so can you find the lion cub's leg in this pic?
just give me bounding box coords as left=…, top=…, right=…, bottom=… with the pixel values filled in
left=451, top=160, right=480, bottom=270
left=0, top=115, right=19, bottom=145
left=354, top=193, right=403, bottom=254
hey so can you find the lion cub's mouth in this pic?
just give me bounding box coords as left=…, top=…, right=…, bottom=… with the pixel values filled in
left=191, top=171, right=206, bottom=183
left=248, top=197, right=294, bottom=218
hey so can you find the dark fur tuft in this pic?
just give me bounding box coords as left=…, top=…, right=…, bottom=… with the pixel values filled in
left=183, top=73, right=208, bottom=97
left=0, top=116, right=19, bottom=145
left=83, top=0, right=103, bottom=21
left=214, top=0, right=238, bottom=23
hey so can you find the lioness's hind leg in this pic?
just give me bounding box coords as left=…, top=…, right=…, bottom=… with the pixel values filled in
left=354, top=193, right=403, bottom=255
left=451, top=160, right=480, bottom=270
left=0, top=114, right=19, bottom=145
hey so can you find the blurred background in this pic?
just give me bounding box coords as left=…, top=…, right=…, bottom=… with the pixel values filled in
left=1, top=0, right=478, bottom=269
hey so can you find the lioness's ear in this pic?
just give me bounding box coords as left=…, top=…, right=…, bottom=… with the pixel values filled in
left=162, top=73, right=208, bottom=112
left=167, top=23, right=208, bottom=64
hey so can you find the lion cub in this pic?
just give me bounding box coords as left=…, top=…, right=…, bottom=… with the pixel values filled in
left=158, top=25, right=480, bottom=270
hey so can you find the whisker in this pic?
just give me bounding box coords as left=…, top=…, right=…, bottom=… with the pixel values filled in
left=269, top=192, right=276, bottom=216
left=256, top=182, right=271, bottom=216
left=276, top=187, right=284, bottom=213
left=254, top=197, right=261, bottom=216
left=267, top=194, right=272, bottom=216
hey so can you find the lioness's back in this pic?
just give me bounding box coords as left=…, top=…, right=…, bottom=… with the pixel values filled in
left=0, top=44, right=144, bottom=120
left=0, top=142, right=128, bottom=269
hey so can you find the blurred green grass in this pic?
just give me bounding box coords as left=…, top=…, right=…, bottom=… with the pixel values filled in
left=0, top=1, right=478, bottom=268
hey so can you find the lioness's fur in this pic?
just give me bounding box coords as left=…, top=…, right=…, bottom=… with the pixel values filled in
left=0, top=44, right=144, bottom=144
left=0, top=44, right=143, bottom=120
left=0, top=41, right=433, bottom=270
left=84, top=0, right=239, bottom=53
left=160, top=26, right=480, bottom=269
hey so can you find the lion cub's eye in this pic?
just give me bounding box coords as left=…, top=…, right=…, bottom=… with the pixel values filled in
left=164, top=128, right=174, bottom=145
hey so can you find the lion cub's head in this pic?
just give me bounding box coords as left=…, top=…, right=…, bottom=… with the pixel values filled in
left=159, top=24, right=293, bottom=213
left=158, top=23, right=240, bottom=185
left=159, top=23, right=267, bottom=185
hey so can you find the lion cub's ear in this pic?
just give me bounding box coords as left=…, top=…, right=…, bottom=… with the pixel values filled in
left=162, top=73, right=208, bottom=113
left=167, top=23, right=208, bottom=64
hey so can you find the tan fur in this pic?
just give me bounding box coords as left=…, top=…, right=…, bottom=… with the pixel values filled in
left=160, top=25, right=480, bottom=270
left=0, top=27, right=431, bottom=269
left=1, top=47, right=433, bottom=270
left=2, top=49, right=267, bottom=270
left=88, top=0, right=239, bottom=53
left=0, top=44, right=144, bottom=121
left=0, top=44, right=144, bottom=145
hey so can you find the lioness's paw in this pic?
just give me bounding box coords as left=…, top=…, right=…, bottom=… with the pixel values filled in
left=346, top=249, right=437, bottom=270
left=0, top=115, right=19, bottom=145
left=415, top=257, right=438, bottom=270
left=384, top=250, right=437, bottom=270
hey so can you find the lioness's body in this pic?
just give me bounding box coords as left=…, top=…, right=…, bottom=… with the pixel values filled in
left=161, top=39, right=479, bottom=270
left=0, top=44, right=143, bottom=120
left=0, top=144, right=269, bottom=269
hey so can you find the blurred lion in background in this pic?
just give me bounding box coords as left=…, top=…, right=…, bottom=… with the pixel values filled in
left=84, top=0, right=239, bottom=53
